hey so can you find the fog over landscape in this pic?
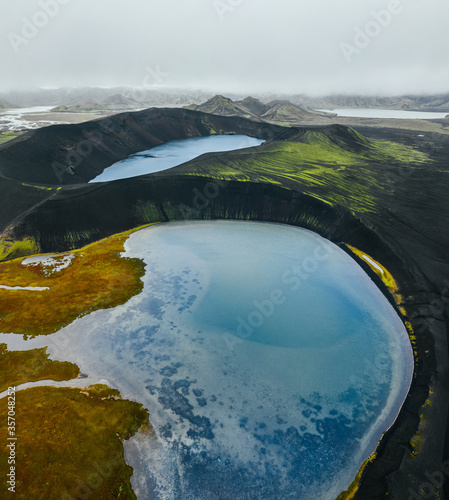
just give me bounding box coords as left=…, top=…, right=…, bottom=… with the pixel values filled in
left=1, top=0, right=449, bottom=95
left=2, top=2, right=449, bottom=499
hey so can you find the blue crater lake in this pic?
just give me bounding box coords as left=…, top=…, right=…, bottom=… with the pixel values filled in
left=90, top=134, right=265, bottom=182
left=6, top=221, right=413, bottom=499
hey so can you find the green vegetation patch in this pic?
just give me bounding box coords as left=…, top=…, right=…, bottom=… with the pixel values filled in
left=368, top=140, right=431, bottom=164
left=0, top=344, right=80, bottom=392
left=134, top=200, right=160, bottom=222
left=181, top=139, right=378, bottom=212
left=21, top=183, right=54, bottom=191
left=0, top=234, right=41, bottom=263
left=179, top=129, right=432, bottom=214
left=0, top=230, right=146, bottom=336
left=0, top=385, right=150, bottom=499
left=0, top=131, right=22, bottom=145
left=201, top=116, right=224, bottom=135
left=262, top=132, right=363, bottom=166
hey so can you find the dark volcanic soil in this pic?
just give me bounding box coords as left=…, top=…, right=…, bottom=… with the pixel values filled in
left=1, top=108, right=448, bottom=499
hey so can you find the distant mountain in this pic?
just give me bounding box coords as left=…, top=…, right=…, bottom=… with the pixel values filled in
left=185, top=95, right=325, bottom=124
left=51, top=93, right=142, bottom=113
left=0, top=87, right=214, bottom=111
left=0, top=87, right=111, bottom=108
left=101, top=93, right=140, bottom=108
left=259, top=100, right=321, bottom=123
left=119, top=88, right=215, bottom=108
left=0, top=99, right=15, bottom=110
left=3, top=86, right=449, bottom=114
left=50, top=102, right=101, bottom=112
left=286, top=93, right=449, bottom=112
left=236, top=96, right=271, bottom=116
left=184, top=95, right=256, bottom=119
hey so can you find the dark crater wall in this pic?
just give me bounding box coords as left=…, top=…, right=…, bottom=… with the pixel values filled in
left=0, top=109, right=448, bottom=498
left=7, top=173, right=440, bottom=498
left=0, top=108, right=301, bottom=185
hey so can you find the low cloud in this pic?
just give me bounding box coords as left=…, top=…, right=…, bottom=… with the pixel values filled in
left=0, top=0, right=448, bottom=95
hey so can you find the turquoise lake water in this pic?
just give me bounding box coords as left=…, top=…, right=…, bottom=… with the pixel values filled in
left=90, top=134, right=265, bottom=182
left=118, top=222, right=413, bottom=499
left=3, top=221, right=413, bottom=499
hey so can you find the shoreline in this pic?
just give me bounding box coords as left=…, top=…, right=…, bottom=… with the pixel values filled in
left=0, top=220, right=415, bottom=499
left=0, top=108, right=447, bottom=497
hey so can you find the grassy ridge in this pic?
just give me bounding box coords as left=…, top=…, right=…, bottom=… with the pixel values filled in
left=177, top=130, right=431, bottom=214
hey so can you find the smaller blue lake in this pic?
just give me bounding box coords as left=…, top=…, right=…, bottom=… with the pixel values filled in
left=90, top=134, right=265, bottom=183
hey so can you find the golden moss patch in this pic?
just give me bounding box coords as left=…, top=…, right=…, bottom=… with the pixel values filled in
left=336, top=452, right=377, bottom=499
left=0, top=230, right=147, bottom=337
left=410, top=385, right=434, bottom=457
left=345, top=245, right=397, bottom=290
left=410, top=417, right=426, bottom=457
left=345, top=246, right=426, bottom=468
left=405, top=321, right=418, bottom=358
left=345, top=245, right=407, bottom=316
left=0, top=344, right=79, bottom=392
left=0, top=385, right=150, bottom=499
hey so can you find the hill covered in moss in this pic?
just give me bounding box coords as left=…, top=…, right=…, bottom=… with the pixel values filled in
left=0, top=107, right=448, bottom=498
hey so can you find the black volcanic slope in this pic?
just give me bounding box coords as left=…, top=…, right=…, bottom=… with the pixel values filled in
left=1, top=107, right=449, bottom=499
left=0, top=107, right=297, bottom=185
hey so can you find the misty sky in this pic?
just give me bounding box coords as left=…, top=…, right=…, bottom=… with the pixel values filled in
left=1, top=0, right=448, bottom=95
